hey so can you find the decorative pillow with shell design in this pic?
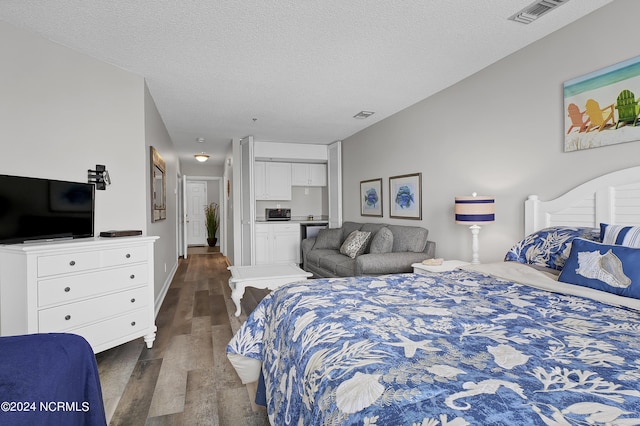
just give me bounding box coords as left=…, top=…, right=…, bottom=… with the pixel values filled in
left=558, top=238, right=640, bottom=299
left=339, top=230, right=371, bottom=259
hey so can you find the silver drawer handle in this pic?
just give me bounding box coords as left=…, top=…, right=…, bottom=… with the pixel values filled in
left=130, top=321, right=136, bottom=327
left=126, top=253, right=131, bottom=259
left=130, top=274, right=135, bottom=279
left=64, top=287, right=71, bottom=292
left=65, top=315, right=71, bottom=321
left=130, top=298, right=136, bottom=303
left=69, top=260, right=76, bottom=266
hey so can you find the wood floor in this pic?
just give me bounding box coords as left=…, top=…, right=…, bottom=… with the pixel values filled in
left=95, top=247, right=270, bottom=425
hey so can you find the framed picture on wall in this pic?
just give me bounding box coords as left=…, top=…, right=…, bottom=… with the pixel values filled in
left=360, top=178, right=383, bottom=217
left=564, top=54, right=640, bottom=152
left=389, top=173, right=421, bottom=220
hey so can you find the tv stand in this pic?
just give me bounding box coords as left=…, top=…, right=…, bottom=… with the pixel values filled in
left=0, top=236, right=158, bottom=353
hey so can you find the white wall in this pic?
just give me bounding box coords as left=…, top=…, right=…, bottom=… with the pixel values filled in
left=1, top=21, right=179, bottom=307
left=180, top=162, right=224, bottom=177
left=342, top=0, right=640, bottom=263
left=0, top=21, right=146, bottom=233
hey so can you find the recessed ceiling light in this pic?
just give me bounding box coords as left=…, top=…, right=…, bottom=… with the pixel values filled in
left=196, top=137, right=205, bottom=143
left=354, top=111, right=375, bottom=119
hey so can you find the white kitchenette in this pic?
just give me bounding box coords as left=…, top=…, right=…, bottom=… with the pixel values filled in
left=241, top=140, right=339, bottom=266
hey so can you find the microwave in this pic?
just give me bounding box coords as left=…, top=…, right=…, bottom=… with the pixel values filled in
left=265, top=208, right=291, bottom=221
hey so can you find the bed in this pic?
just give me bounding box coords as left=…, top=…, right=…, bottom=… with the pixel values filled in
left=227, top=166, right=640, bottom=425
left=0, top=333, right=107, bottom=426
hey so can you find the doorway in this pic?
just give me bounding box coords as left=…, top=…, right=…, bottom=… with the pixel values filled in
left=181, top=176, right=225, bottom=257
left=186, top=180, right=208, bottom=246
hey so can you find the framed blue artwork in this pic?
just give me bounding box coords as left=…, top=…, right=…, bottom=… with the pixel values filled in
left=360, top=178, right=383, bottom=217
left=389, top=173, right=421, bottom=220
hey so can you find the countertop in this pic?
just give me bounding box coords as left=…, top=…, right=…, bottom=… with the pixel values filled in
left=255, top=219, right=329, bottom=225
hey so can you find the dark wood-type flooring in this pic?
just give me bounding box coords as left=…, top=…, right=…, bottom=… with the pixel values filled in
left=95, top=246, right=271, bottom=425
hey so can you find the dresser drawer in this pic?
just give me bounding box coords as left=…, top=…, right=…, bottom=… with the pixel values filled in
left=38, top=251, right=101, bottom=277
left=70, top=309, right=150, bottom=352
left=101, top=245, right=148, bottom=267
left=38, top=286, right=148, bottom=332
left=37, top=264, right=148, bottom=307
left=275, top=223, right=300, bottom=233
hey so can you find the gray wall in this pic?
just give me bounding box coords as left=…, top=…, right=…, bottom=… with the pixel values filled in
left=145, top=84, right=179, bottom=303
left=1, top=21, right=179, bottom=308
left=342, top=0, right=640, bottom=263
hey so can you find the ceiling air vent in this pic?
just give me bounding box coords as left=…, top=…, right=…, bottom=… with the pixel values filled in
left=509, top=0, right=569, bottom=24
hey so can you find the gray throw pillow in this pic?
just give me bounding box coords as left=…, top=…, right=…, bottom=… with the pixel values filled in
left=340, top=230, right=371, bottom=259
left=369, top=227, right=394, bottom=254
left=312, top=228, right=343, bottom=250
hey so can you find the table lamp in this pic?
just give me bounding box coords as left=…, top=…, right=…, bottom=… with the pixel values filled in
left=455, top=193, right=495, bottom=264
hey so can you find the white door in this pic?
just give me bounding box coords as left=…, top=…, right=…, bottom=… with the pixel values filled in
left=187, top=181, right=208, bottom=246
left=240, top=136, right=255, bottom=265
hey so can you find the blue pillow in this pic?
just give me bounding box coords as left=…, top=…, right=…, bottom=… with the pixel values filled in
left=558, top=238, right=640, bottom=299
left=504, top=226, right=600, bottom=271
left=600, top=223, right=640, bottom=248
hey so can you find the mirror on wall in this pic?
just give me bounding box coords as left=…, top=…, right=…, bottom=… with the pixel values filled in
left=151, top=146, right=166, bottom=222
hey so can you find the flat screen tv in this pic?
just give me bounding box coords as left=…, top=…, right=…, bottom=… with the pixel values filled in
left=0, top=174, right=95, bottom=244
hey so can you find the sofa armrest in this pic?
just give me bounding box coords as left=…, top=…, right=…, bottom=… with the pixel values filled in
left=301, top=238, right=316, bottom=268
left=355, top=252, right=433, bottom=275
left=424, top=240, right=436, bottom=258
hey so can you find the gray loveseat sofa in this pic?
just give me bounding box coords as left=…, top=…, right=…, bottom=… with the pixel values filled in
left=301, top=221, right=436, bottom=278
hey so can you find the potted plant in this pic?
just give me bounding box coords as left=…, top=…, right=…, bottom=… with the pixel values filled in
left=204, top=202, right=219, bottom=247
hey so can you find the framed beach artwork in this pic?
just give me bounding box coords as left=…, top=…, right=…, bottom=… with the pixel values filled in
left=564, top=54, right=640, bottom=152
left=389, top=173, right=421, bottom=220
left=360, top=178, right=383, bottom=217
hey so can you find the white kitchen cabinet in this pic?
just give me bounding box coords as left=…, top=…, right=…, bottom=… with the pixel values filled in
left=291, top=163, right=327, bottom=186
left=0, top=236, right=158, bottom=353
left=254, top=223, right=300, bottom=265
left=255, top=161, right=292, bottom=200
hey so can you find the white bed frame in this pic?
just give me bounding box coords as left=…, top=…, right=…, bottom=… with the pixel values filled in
left=525, top=166, right=640, bottom=235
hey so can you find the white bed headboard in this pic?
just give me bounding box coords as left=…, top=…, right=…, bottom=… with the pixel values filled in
left=525, top=166, right=640, bottom=236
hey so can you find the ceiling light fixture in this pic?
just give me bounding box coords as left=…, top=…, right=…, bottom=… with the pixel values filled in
left=354, top=111, right=375, bottom=119
left=194, top=153, right=210, bottom=162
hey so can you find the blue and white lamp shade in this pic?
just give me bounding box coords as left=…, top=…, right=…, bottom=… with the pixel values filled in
left=455, top=195, right=495, bottom=225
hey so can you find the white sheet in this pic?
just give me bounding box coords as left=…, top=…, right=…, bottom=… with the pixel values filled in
left=462, top=261, right=640, bottom=311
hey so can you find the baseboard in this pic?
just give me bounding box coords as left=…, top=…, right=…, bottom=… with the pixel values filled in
left=154, top=261, right=178, bottom=318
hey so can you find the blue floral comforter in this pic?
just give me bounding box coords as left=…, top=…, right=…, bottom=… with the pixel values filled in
left=227, top=269, right=640, bottom=425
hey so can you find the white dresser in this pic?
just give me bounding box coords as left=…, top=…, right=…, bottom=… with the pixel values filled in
left=0, top=236, right=158, bottom=353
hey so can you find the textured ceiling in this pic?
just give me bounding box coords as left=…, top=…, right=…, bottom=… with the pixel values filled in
left=0, top=0, right=613, bottom=166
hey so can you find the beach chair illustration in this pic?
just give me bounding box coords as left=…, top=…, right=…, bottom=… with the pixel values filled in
left=566, top=103, right=590, bottom=134
left=585, top=98, right=615, bottom=132
left=615, top=89, right=640, bottom=128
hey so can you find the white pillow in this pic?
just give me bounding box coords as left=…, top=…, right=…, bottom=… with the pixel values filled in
left=340, top=230, right=371, bottom=259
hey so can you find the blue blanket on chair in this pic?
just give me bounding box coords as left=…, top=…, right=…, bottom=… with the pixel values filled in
left=0, top=333, right=107, bottom=426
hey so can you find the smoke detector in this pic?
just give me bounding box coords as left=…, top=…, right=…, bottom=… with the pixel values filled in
left=509, top=0, right=569, bottom=24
